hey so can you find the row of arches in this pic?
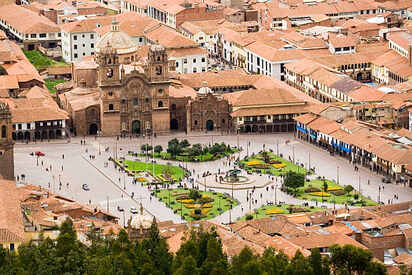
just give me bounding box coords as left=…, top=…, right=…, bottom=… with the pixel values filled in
left=12, top=130, right=63, bottom=141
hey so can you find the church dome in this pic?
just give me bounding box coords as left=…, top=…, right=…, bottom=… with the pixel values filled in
left=96, top=20, right=137, bottom=55
left=197, top=81, right=213, bottom=95
left=130, top=204, right=153, bottom=230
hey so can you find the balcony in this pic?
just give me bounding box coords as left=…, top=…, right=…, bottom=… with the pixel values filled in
left=244, top=120, right=267, bottom=124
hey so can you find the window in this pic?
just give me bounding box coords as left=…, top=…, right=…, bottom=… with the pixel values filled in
left=82, top=44, right=85, bottom=47
left=194, top=120, right=198, bottom=125
left=82, top=53, right=85, bottom=56
left=145, top=97, right=149, bottom=103
left=108, top=104, right=114, bottom=110
left=30, top=34, right=36, bottom=38
left=221, top=119, right=225, bottom=124
left=156, top=66, right=162, bottom=75
left=158, top=89, right=163, bottom=94
left=175, top=61, right=179, bottom=67
left=193, top=68, right=197, bottom=73
left=121, top=99, right=126, bottom=104
left=73, top=35, right=77, bottom=40
left=90, top=34, right=94, bottom=39
left=202, top=67, right=206, bottom=72
left=74, top=53, right=78, bottom=58
left=108, top=91, right=113, bottom=96
left=158, top=101, right=163, bottom=107
left=74, top=44, right=77, bottom=50
left=193, top=58, right=196, bottom=63
left=1, top=125, right=6, bottom=138
left=171, top=104, right=176, bottom=110
left=201, top=57, right=206, bottom=62
left=9, top=243, right=14, bottom=251
left=58, top=33, right=61, bottom=37
left=139, top=37, right=143, bottom=42
left=183, top=58, right=187, bottom=64
left=133, top=98, right=138, bottom=105
left=91, top=43, right=94, bottom=48
left=39, top=33, right=46, bottom=38
left=82, top=34, right=85, bottom=38
left=26, top=123, right=30, bottom=129
left=18, top=124, right=22, bottom=130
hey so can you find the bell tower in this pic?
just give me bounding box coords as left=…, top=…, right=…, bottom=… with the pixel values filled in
left=0, top=102, right=14, bottom=181
left=97, top=41, right=121, bottom=86
left=146, top=45, right=168, bottom=82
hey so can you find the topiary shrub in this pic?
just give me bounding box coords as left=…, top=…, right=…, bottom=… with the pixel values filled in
left=305, top=187, right=321, bottom=193
left=330, top=190, right=345, bottom=196
left=246, top=214, right=253, bottom=220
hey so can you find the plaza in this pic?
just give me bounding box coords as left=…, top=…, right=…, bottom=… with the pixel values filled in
left=14, top=132, right=412, bottom=226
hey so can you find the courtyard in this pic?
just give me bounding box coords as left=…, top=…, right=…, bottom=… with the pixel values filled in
left=13, top=133, right=412, bottom=225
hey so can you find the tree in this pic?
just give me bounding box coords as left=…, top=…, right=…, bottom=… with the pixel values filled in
left=344, top=185, right=354, bottom=195
left=329, top=244, right=374, bottom=275
left=309, top=248, right=330, bottom=275
left=174, top=256, right=198, bottom=275
left=189, top=189, right=201, bottom=201
left=141, top=144, right=153, bottom=153
left=284, top=171, right=305, bottom=194
left=261, top=151, right=270, bottom=164
left=323, top=181, right=328, bottom=193
left=180, top=139, right=190, bottom=148
left=154, top=145, right=163, bottom=154
left=168, top=139, right=183, bottom=159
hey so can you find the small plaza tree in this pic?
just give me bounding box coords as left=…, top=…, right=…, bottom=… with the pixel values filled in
left=344, top=185, right=354, bottom=196
left=154, top=145, right=163, bottom=154
left=284, top=171, right=305, bottom=195
left=167, top=139, right=183, bottom=159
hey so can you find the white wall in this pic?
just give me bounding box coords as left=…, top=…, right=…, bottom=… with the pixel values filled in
left=172, top=53, right=208, bottom=74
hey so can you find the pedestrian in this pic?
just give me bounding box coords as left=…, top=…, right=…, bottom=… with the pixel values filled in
left=241, top=207, right=243, bottom=212
left=41, top=161, right=43, bottom=166
left=62, top=154, right=64, bottom=159
left=61, top=165, right=63, bottom=171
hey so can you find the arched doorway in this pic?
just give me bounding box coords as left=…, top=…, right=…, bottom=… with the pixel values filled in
left=17, top=132, right=23, bottom=140
left=35, top=131, right=40, bottom=140
left=131, top=120, right=141, bottom=134
left=49, top=130, right=55, bottom=139
left=245, top=125, right=251, bottom=133
left=170, top=119, right=178, bottom=130
left=41, top=131, right=48, bottom=140
left=24, top=131, right=30, bottom=140
left=356, top=72, right=362, bottom=81
left=89, top=123, right=98, bottom=135
left=206, top=120, right=214, bottom=131
left=56, top=129, right=62, bottom=138
left=252, top=125, right=258, bottom=132
left=12, top=132, right=16, bottom=140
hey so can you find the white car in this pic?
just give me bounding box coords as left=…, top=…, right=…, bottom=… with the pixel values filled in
left=130, top=206, right=138, bottom=214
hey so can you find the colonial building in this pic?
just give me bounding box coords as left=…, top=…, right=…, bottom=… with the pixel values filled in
left=0, top=102, right=14, bottom=181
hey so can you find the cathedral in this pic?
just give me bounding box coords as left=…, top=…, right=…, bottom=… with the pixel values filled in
left=58, top=20, right=232, bottom=136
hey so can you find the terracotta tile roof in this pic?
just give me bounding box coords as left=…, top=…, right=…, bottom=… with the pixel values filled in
left=167, top=47, right=208, bottom=58
left=372, top=50, right=412, bottom=78
left=288, top=232, right=368, bottom=250
left=0, top=180, right=25, bottom=240
left=233, top=88, right=305, bottom=107
left=19, top=86, right=51, bottom=99
left=0, top=228, right=24, bottom=243
left=0, top=75, right=18, bottom=90
left=61, top=16, right=114, bottom=33
left=246, top=41, right=305, bottom=62
left=328, top=33, right=357, bottom=48
left=169, top=83, right=196, bottom=99
left=178, top=69, right=255, bottom=89
left=94, top=13, right=158, bottom=37
left=0, top=4, right=60, bottom=34
left=47, top=66, right=72, bottom=76
left=394, top=253, right=412, bottom=265
left=294, top=113, right=318, bottom=124
left=0, top=97, right=69, bottom=123
left=286, top=213, right=312, bottom=225
left=145, top=25, right=198, bottom=49
left=281, top=31, right=327, bottom=49
left=347, top=86, right=386, bottom=102
left=264, top=236, right=311, bottom=258
left=324, top=222, right=354, bottom=235
left=307, top=116, right=341, bottom=134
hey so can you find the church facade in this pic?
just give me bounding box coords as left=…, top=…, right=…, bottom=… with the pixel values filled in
left=60, top=21, right=232, bottom=137
left=0, top=102, right=14, bottom=180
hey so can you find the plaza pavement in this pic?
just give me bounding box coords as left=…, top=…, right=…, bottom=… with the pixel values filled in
left=14, top=132, right=412, bottom=225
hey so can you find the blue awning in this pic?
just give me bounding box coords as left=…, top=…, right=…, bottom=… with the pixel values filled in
left=331, top=142, right=338, bottom=148
left=310, top=133, right=317, bottom=139
left=340, top=145, right=351, bottom=153
left=296, top=126, right=307, bottom=133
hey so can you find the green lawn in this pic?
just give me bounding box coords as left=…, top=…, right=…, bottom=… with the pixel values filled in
left=45, top=79, right=66, bottom=94
left=154, top=188, right=238, bottom=222
left=122, top=159, right=185, bottom=182
left=241, top=152, right=308, bottom=176
left=133, top=150, right=237, bottom=162
left=23, top=50, right=67, bottom=70
left=238, top=204, right=324, bottom=221
left=293, top=179, right=377, bottom=206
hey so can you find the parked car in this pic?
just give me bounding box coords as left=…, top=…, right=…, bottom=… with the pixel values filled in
left=117, top=206, right=124, bottom=212
left=82, top=184, right=90, bottom=191
left=130, top=206, right=138, bottom=214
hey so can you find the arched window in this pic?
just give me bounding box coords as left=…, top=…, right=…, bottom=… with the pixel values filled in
left=158, top=101, right=163, bottom=107
left=221, top=119, right=225, bottom=124
left=158, top=89, right=163, bottom=94
left=109, top=104, right=114, bottom=110
left=1, top=125, right=6, bottom=138
left=194, top=120, right=198, bottom=125
left=171, top=104, right=176, bottom=110
left=157, top=56, right=161, bottom=62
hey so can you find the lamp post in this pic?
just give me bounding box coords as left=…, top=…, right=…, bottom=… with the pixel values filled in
left=276, top=139, right=279, bottom=156
left=292, top=145, right=295, bottom=163
left=337, top=166, right=340, bottom=185
left=308, top=152, right=311, bottom=172
left=378, top=185, right=381, bottom=204
left=274, top=184, right=278, bottom=205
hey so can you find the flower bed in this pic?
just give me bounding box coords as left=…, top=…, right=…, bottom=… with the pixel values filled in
left=272, top=163, right=286, bottom=169
left=265, top=209, right=284, bottom=215
left=327, top=187, right=343, bottom=191
left=247, top=160, right=261, bottom=166
left=304, top=187, right=321, bottom=193
left=310, top=192, right=331, bottom=197
left=136, top=177, right=146, bottom=182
